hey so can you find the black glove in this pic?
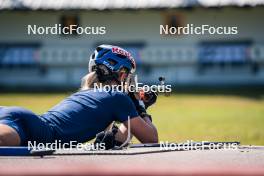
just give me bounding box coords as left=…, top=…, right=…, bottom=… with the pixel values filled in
left=94, top=125, right=120, bottom=150
left=141, top=91, right=157, bottom=109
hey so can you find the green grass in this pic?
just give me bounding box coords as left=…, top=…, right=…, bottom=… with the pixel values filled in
left=1, top=93, right=264, bottom=145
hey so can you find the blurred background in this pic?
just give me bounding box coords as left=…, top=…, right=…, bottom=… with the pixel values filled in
left=0, top=0, right=264, bottom=144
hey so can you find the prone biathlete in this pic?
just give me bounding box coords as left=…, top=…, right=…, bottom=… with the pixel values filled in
left=0, top=45, right=158, bottom=148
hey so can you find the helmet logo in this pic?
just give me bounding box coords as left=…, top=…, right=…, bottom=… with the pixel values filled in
left=103, top=60, right=114, bottom=70
left=112, top=47, right=131, bottom=58
left=112, top=47, right=136, bottom=70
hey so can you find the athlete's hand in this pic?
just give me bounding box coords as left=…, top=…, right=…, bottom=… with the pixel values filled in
left=128, top=92, right=146, bottom=114
left=94, top=125, right=119, bottom=150
left=139, top=90, right=157, bottom=109
left=128, top=92, right=153, bottom=121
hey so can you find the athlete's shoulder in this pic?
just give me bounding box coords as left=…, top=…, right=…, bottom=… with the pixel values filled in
left=110, top=90, right=128, bottom=97
left=74, top=89, right=130, bottom=100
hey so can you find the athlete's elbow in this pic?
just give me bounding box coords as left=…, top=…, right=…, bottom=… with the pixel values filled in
left=145, top=135, right=158, bottom=143
left=144, top=129, right=159, bottom=143
left=152, top=129, right=159, bottom=143
left=151, top=125, right=159, bottom=143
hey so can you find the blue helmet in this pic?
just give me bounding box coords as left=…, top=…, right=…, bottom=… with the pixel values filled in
left=89, top=44, right=136, bottom=82
left=89, top=45, right=136, bottom=82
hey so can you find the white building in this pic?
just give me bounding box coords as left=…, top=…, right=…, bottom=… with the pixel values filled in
left=0, top=0, right=264, bottom=90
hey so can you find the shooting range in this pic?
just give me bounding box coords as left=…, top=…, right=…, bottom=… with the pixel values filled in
left=0, top=0, right=264, bottom=175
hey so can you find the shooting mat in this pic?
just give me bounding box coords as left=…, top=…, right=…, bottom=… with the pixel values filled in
left=54, top=142, right=240, bottom=155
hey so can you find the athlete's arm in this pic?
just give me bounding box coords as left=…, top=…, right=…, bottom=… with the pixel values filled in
left=116, top=116, right=158, bottom=143
left=114, top=91, right=158, bottom=143
left=115, top=124, right=132, bottom=143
